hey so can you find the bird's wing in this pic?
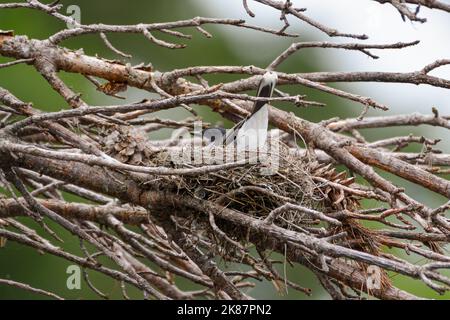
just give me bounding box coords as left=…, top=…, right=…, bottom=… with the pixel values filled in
left=252, top=80, right=273, bottom=114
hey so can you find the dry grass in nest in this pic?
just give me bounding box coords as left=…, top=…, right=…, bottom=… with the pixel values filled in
left=157, top=140, right=327, bottom=227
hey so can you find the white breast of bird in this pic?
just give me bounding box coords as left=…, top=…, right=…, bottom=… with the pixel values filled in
left=235, top=103, right=269, bottom=152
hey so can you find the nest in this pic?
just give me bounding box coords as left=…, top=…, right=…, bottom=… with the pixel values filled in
left=103, top=128, right=359, bottom=212
left=100, top=126, right=389, bottom=287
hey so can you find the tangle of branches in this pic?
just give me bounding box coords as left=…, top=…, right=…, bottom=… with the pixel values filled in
left=0, top=0, right=449, bottom=300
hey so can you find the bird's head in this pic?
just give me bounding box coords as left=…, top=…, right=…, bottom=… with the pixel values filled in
left=262, top=71, right=278, bottom=87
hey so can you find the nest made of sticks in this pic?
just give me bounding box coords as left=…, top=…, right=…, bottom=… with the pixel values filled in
left=99, top=125, right=396, bottom=291
left=103, top=127, right=374, bottom=227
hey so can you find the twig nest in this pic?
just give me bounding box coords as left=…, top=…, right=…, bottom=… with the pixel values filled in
left=102, top=127, right=360, bottom=228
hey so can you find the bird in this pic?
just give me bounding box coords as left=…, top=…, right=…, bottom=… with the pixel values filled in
left=204, top=71, right=278, bottom=151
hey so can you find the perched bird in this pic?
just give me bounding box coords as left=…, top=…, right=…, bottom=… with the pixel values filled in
left=204, top=71, right=278, bottom=151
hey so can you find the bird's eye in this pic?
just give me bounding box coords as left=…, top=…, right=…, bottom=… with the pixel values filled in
left=211, top=136, right=216, bottom=142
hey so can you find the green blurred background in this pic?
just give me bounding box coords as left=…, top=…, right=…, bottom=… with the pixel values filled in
left=0, top=0, right=449, bottom=299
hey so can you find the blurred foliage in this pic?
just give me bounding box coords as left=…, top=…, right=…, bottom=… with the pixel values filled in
left=0, top=0, right=447, bottom=300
